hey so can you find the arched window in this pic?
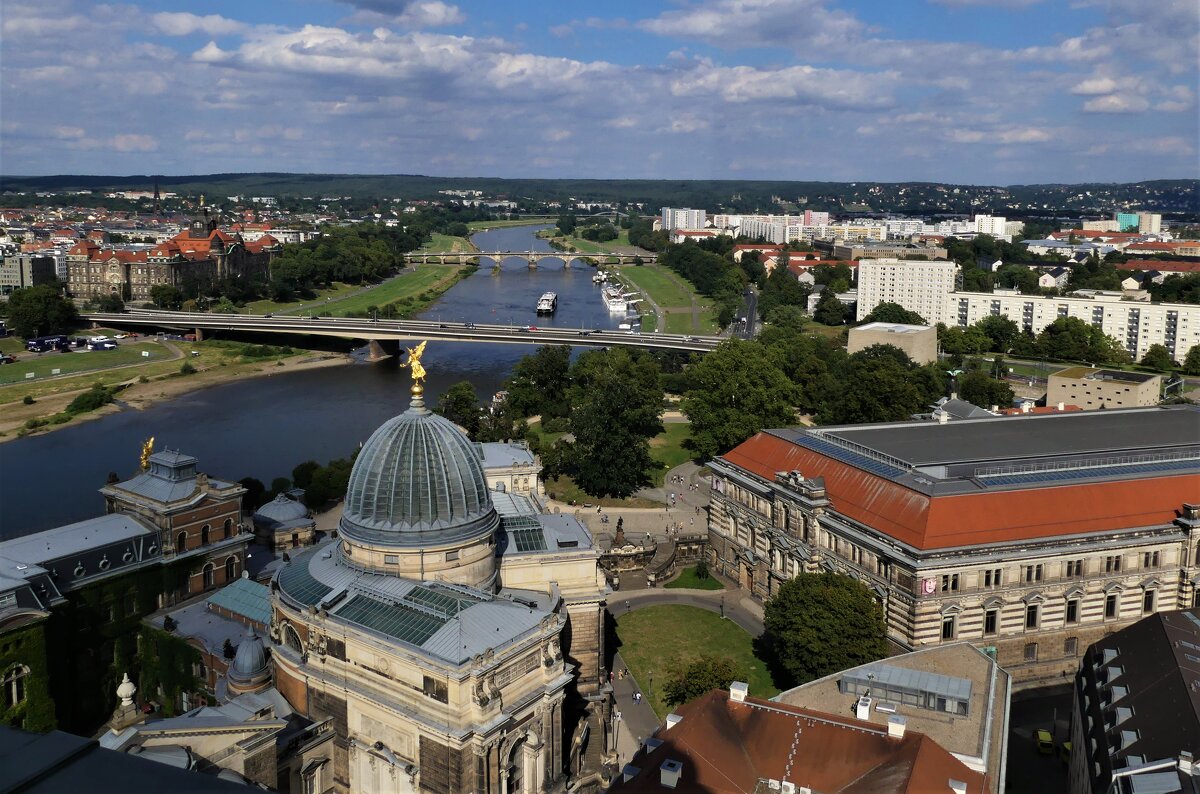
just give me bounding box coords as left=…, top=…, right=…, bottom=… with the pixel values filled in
left=225, top=556, right=237, bottom=582
left=202, top=563, right=215, bottom=589
left=506, top=738, right=526, bottom=794
left=223, top=519, right=233, bottom=539
left=282, top=624, right=303, bottom=653
left=3, top=666, right=29, bottom=708
left=200, top=525, right=210, bottom=546
left=176, top=531, right=188, bottom=553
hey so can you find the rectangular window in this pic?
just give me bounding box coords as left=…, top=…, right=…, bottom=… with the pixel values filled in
left=1143, top=590, right=1155, bottom=613
left=1025, top=604, right=1039, bottom=630
left=1143, top=551, right=1159, bottom=568
left=941, top=574, right=959, bottom=592
left=1105, top=593, right=1119, bottom=619
left=384, top=554, right=399, bottom=564
left=1024, top=564, right=1043, bottom=583
left=984, top=568, right=1001, bottom=588
left=1064, top=637, right=1078, bottom=656
left=445, top=550, right=460, bottom=561
left=1105, top=555, right=1121, bottom=573
left=421, top=675, right=448, bottom=703
left=984, top=609, right=998, bottom=636
left=1066, top=599, right=1079, bottom=624
left=1066, top=560, right=1083, bottom=577
left=1024, top=643, right=1038, bottom=662
left=941, top=616, right=955, bottom=640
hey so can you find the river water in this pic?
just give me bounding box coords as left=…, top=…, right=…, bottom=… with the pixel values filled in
left=0, top=225, right=631, bottom=537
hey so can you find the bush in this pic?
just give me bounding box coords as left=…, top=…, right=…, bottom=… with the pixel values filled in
left=22, top=395, right=34, bottom=405
left=65, top=384, right=113, bottom=415
left=179, top=361, right=196, bottom=375
left=138, top=375, right=149, bottom=384
left=24, top=417, right=48, bottom=429
left=48, top=413, right=71, bottom=425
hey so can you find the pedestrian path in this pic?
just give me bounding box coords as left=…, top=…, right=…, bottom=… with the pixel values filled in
left=609, top=652, right=660, bottom=767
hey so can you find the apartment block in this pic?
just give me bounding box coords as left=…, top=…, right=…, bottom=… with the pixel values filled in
left=855, top=258, right=960, bottom=325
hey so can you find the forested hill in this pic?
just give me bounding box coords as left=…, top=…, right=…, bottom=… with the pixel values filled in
left=1, top=173, right=1196, bottom=217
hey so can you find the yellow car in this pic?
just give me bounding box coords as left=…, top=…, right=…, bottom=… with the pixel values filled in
left=1036, top=729, right=1054, bottom=755
left=1059, top=741, right=1072, bottom=764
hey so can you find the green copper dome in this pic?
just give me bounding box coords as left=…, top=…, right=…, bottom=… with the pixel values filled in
left=339, top=392, right=498, bottom=548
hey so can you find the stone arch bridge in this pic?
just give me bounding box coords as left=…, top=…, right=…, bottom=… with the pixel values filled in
left=404, top=251, right=657, bottom=269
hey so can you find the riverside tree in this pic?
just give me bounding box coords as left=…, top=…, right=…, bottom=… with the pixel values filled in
left=762, top=572, right=888, bottom=687
left=6, top=284, right=78, bottom=338
left=435, top=380, right=484, bottom=437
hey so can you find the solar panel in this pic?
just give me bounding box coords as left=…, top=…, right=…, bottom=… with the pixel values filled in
left=799, top=436, right=909, bottom=479
left=336, top=594, right=448, bottom=646
left=981, top=456, right=1198, bottom=487
left=277, top=557, right=332, bottom=606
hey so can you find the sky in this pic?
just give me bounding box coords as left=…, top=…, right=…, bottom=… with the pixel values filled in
left=1, top=0, right=1197, bottom=184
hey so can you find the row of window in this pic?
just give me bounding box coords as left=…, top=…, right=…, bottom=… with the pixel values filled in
left=940, top=591, right=1156, bottom=641
left=940, top=553, right=1159, bottom=592
left=176, top=519, right=236, bottom=552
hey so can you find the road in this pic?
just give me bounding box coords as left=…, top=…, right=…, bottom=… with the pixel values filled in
left=81, top=311, right=723, bottom=353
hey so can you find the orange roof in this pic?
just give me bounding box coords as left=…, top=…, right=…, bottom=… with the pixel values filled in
left=613, top=689, right=987, bottom=794
left=1121, top=260, right=1200, bottom=273
left=734, top=243, right=784, bottom=251
left=721, top=432, right=1198, bottom=549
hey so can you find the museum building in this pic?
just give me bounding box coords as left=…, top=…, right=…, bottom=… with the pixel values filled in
left=707, top=406, right=1200, bottom=690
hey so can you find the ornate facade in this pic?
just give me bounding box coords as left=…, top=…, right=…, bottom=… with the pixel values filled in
left=708, top=407, right=1200, bottom=690
left=67, top=206, right=278, bottom=303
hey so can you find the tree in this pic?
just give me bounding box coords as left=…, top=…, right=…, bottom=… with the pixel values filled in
left=663, top=655, right=745, bottom=708
left=223, top=638, right=237, bottom=660
left=1035, top=317, right=1130, bottom=365
left=957, top=370, right=1014, bottom=409
left=6, top=285, right=78, bottom=338
left=556, top=213, right=577, bottom=236
left=291, top=460, right=321, bottom=491
left=504, top=345, right=572, bottom=419
left=859, top=302, right=926, bottom=326
left=95, top=293, right=125, bottom=312
left=150, top=284, right=184, bottom=310
left=681, top=339, right=798, bottom=460
left=436, top=381, right=483, bottom=437
left=1139, top=344, right=1175, bottom=372
left=976, top=315, right=1020, bottom=352
left=762, top=573, right=887, bottom=687
left=828, top=345, right=926, bottom=424
left=568, top=348, right=664, bottom=497
left=812, top=291, right=848, bottom=326
left=694, top=557, right=710, bottom=580
left=757, top=263, right=809, bottom=319
left=238, top=477, right=266, bottom=511
left=1184, top=345, right=1200, bottom=376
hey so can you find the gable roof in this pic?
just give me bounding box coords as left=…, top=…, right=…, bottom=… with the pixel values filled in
left=613, top=689, right=987, bottom=793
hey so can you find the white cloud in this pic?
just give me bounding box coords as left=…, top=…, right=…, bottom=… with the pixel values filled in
left=152, top=12, right=246, bottom=37
left=930, top=0, right=1042, bottom=5
left=111, top=134, right=158, bottom=152
left=1071, top=76, right=1119, bottom=95
left=1082, top=94, right=1150, bottom=113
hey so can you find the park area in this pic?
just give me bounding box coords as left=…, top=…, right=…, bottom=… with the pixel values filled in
left=614, top=604, right=776, bottom=718
left=665, top=566, right=724, bottom=590
left=617, top=265, right=719, bottom=334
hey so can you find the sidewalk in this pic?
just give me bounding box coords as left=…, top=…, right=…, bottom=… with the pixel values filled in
left=609, top=652, right=661, bottom=767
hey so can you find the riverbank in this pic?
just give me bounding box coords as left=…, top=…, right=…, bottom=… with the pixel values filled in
left=0, top=348, right=352, bottom=443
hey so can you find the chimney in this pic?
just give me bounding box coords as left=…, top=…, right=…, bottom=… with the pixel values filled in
left=936, top=411, right=949, bottom=425
left=887, top=715, right=907, bottom=739
left=621, top=764, right=640, bottom=783
left=660, top=759, right=683, bottom=789
left=1021, top=403, right=1031, bottom=413
left=949, top=392, right=958, bottom=401
left=990, top=405, right=999, bottom=413
left=1179, top=750, right=1195, bottom=775
left=1057, top=402, right=1065, bottom=411
left=730, top=681, right=748, bottom=703
left=949, top=780, right=968, bottom=794
left=665, top=713, right=683, bottom=730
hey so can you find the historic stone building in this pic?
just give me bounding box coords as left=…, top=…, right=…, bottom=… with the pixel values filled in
left=270, top=379, right=608, bottom=793
left=707, top=406, right=1200, bottom=690
left=67, top=205, right=279, bottom=303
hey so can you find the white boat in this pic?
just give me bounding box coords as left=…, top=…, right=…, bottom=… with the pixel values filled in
left=601, top=285, right=627, bottom=312
left=536, top=292, right=557, bottom=313
left=592, top=271, right=608, bottom=283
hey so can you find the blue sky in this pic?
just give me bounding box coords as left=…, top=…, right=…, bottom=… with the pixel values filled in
left=2, top=0, right=1196, bottom=183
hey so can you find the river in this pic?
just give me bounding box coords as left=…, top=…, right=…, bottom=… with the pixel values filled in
left=0, top=224, right=634, bottom=537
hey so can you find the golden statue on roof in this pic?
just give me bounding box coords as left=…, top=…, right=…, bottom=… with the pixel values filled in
left=402, top=341, right=428, bottom=395
left=140, top=437, right=155, bottom=471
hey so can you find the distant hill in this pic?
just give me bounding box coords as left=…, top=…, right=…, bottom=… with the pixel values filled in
left=1, top=173, right=1196, bottom=217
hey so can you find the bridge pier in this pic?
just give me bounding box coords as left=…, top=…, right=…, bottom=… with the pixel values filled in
left=193, top=327, right=204, bottom=342
left=366, top=338, right=401, bottom=362
left=528, top=256, right=537, bottom=270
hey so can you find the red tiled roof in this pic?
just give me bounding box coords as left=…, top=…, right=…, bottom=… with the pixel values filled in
left=1121, top=260, right=1200, bottom=273
left=721, top=432, right=1199, bottom=550
left=734, top=244, right=784, bottom=251
left=613, top=690, right=987, bottom=794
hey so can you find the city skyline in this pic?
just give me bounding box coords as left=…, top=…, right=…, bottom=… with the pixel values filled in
left=2, top=0, right=1197, bottom=184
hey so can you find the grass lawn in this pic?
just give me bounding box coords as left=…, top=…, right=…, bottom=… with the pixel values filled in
left=419, top=233, right=477, bottom=253
left=615, top=605, right=776, bottom=718
left=0, top=343, right=171, bottom=385
left=662, top=312, right=696, bottom=334
left=619, top=266, right=694, bottom=308
left=543, top=475, right=662, bottom=509
left=321, top=265, right=469, bottom=317
left=245, top=281, right=363, bottom=315
left=665, top=566, right=725, bottom=591
left=0, top=337, right=25, bottom=355
left=467, top=218, right=554, bottom=230
left=807, top=324, right=848, bottom=341
left=648, top=423, right=693, bottom=485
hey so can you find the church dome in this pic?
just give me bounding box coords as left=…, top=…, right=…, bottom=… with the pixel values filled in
left=339, top=390, right=498, bottom=549
left=254, top=493, right=308, bottom=524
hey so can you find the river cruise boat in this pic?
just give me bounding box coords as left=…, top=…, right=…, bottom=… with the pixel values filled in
left=592, top=271, right=609, bottom=283
left=602, top=285, right=630, bottom=312
left=536, top=292, right=557, bottom=313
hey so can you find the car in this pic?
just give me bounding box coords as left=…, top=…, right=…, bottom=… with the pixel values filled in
left=1035, top=729, right=1054, bottom=755
left=625, top=329, right=640, bottom=335
left=264, top=313, right=273, bottom=318
left=113, top=333, right=128, bottom=339
left=0, top=355, right=15, bottom=365
left=578, top=330, right=592, bottom=336
left=682, top=335, right=695, bottom=342
left=439, top=323, right=448, bottom=328
left=464, top=322, right=476, bottom=329
left=1058, top=741, right=1072, bottom=764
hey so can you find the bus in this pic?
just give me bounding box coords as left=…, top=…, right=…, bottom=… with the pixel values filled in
left=25, top=335, right=69, bottom=353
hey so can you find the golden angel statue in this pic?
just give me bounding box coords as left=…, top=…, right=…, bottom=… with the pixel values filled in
left=402, top=340, right=428, bottom=385
left=140, top=437, right=155, bottom=471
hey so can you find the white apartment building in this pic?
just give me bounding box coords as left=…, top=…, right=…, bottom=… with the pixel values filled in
left=803, top=210, right=830, bottom=226
left=660, top=207, right=706, bottom=231
left=973, top=215, right=1008, bottom=236
left=1137, top=212, right=1162, bottom=235
left=949, top=290, right=1200, bottom=362
left=855, top=258, right=961, bottom=325
left=886, top=218, right=925, bottom=238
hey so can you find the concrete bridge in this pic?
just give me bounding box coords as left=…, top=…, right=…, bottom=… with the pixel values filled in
left=405, top=251, right=657, bottom=268
left=84, top=310, right=720, bottom=359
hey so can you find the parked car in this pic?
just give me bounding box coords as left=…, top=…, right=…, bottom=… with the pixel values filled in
left=1036, top=729, right=1054, bottom=755
left=0, top=355, right=16, bottom=365
left=1058, top=741, right=1072, bottom=765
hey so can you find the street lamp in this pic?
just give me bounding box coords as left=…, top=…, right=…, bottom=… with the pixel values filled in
left=648, top=671, right=654, bottom=702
